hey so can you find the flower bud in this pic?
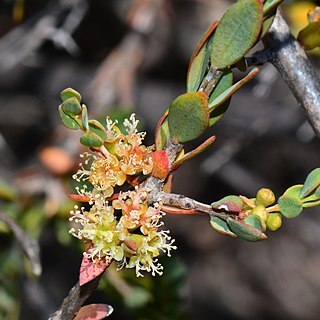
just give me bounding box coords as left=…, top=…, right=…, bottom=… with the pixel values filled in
left=251, top=205, right=268, bottom=222
left=266, top=213, right=282, bottom=231
left=256, top=188, right=275, bottom=207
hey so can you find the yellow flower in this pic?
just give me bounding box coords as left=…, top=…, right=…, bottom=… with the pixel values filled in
left=89, top=155, right=126, bottom=196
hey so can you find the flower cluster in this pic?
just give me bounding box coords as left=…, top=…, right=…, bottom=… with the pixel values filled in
left=70, top=115, right=176, bottom=276
left=73, top=114, right=154, bottom=197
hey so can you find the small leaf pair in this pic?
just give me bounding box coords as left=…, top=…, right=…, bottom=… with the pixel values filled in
left=278, top=168, right=320, bottom=218
left=59, top=88, right=106, bottom=148
left=210, top=216, right=267, bottom=242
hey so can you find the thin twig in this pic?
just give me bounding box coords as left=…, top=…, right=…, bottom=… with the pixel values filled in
left=199, top=65, right=223, bottom=96
left=48, top=275, right=104, bottom=320
left=263, top=11, right=320, bottom=138
left=0, top=211, right=41, bottom=276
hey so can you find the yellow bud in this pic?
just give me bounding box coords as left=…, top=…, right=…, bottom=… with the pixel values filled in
left=251, top=205, right=268, bottom=222
left=266, top=213, right=282, bottom=231
left=256, top=188, right=275, bottom=207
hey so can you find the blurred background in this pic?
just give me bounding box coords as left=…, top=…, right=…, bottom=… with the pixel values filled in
left=0, top=0, right=320, bottom=319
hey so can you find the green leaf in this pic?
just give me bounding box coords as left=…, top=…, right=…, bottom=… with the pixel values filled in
left=302, top=200, right=320, bottom=208
left=189, top=21, right=219, bottom=68
left=156, top=118, right=170, bottom=150
left=171, top=135, right=216, bottom=170
left=282, top=184, right=303, bottom=198
left=260, top=8, right=276, bottom=38
left=168, top=92, right=209, bottom=143
left=263, top=0, right=284, bottom=15
left=298, top=22, right=320, bottom=51
left=88, top=119, right=107, bottom=140
left=211, top=195, right=243, bottom=213
left=302, top=189, right=320, bottom=204
left=244, top=214, right=264, bottom=231
left=278, top=194, right=303, bottom=218
left=58, top=105, right=81, bottom=130
left=210, top=0, right=263, bottom=69
left=81, top=104, right=89, bottom=131
left=209, top=101, right=230, bottom=127
left=210, top=217, right=237, bottom=238
left=209, top=70, right=233, bottom=103
left=300, top=168, right=320, bottom=198
left=80, top=131, right=103, bottom=148
left=207, top=70, right=233, bottom=126
left=187, top=43, right=210, bottom=93
left=60, top=87, right=82, bottom=103
left=61, top=97, right=82, bottom=116
left=209, top=68, right=260, bottom=111
left=227, top=217, right=267, bottom=242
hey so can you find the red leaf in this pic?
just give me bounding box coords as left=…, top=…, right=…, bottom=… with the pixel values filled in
left=152, top=150, right=169, bottom=180
left=74, top=304, right=113, bottom=320
left=79, top=249, right=112, bottom=286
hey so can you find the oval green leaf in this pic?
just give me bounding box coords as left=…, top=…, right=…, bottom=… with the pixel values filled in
left=89, top=119, right=107, bottom=140
left=300, top=168, right=320, bottom=198
left=210, top=217, right=237, bottom=238
left=168, top=92, right=209, bottom=143
left=80, top=131, right=103, bottom=148
left=59, top=105, right=81, bottom=130
left=278, top=195, right=303, bottom=218
left=210, top=0, right=263, bottom=69
left=60, top=87, right=82, bottom=103
left=227, top=217, right=267, bottom=242
left=244, top=214, right=265, bottom=232
left=209, top=68, right=260, bottom=111
left=187, top=43, right=210, bottom=93
left=61, top=97, right=82, bottom=116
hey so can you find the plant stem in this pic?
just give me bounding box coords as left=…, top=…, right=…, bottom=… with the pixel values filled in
left=263, top=11, right=320, bottom=138
left=199, top=65, right=223, bottom=97
left=48, top=274, right=104, bottom=320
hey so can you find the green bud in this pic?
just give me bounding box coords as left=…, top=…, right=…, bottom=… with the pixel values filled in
left=61, top=97, right=82, bottom=116
left=266, top=213, right=282, bottom=231
left=251, top=205, right=268, bottom=222
left=80, top=131, right=103, bottom=148
left=60, top=87, right=82, bottom=103
left=256, top=188, right=275, bottom=207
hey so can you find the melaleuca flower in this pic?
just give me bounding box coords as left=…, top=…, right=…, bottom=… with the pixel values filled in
left=72, top=114, right=154, bottom=195
left=112, top=188, right=164, bottom=233
left=69, top=203, right=125, bottom=262
left=69, top=188, right=176, bottom=277
left=89, top=155, right=126, bottom=196
left=119, top=230, right=176, bottom=277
